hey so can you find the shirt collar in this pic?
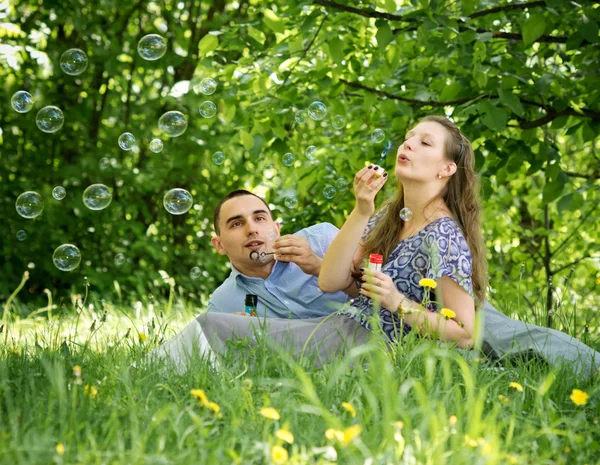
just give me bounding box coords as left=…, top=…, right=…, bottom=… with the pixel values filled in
left=230, top=261, right=285, bottom=282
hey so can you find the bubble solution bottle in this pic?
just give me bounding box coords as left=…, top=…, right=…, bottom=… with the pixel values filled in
left=368, top=254, right=383, bottom=272
left=244, top=294, right=258, bottom=317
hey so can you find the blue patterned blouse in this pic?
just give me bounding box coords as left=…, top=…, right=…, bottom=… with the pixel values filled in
left=343, top=213, right=474, bottom=344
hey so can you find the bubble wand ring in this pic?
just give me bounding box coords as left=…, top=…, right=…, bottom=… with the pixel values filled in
left=249, top=251, right=276, bottom=262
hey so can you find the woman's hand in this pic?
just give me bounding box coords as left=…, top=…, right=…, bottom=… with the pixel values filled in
left=360, top=269, right=404, bottom=312
left=353, top=165, right=388, bottom=217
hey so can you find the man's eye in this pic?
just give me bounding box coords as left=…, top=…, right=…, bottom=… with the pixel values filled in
left=256, top=216, right=267, bottom=221
left=232, top=221, right=243, bottom=227
left=422, top=141, right=431, bottom=146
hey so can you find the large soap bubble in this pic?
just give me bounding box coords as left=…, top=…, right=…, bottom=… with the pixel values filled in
left=53, top=244, right=81, bottom=271
left=83, top=184, right=112, bottom=210
left=114, top=253, right=126, bottom=266
left=399, top=207, right=413, bottom=221
left=190, top=266, right=201, bottom=279
left=16, top=191, right=44, bottom=219
left=118, top=132, right=136, bottom=150
left=163, top=188, right=193, bottom=215
left=284, top=196, right=298, bottom=209
left=323, top=185, right=337, bottom=199
left=282, top=153, right=295, bottom=167
left=212, top=151, right=225, bottom=165
left=16, top=230, right=27, bottom=241
left=11, top=91, right=34, bottom=113
left=149, top=139, right=164, bottom=153
left=199, top=101, right=217, bottom=118
left=159, top=111, right=188, bottom=137
left=305, top=146, right=317, bottom=161
left=36, top=106, right=64, bottom=133
left=52, top=186, right=66, bottom=200
left=199, top=78, right=217, bottom=95
left=137, top=34, right=167, bottom=61
left=332, top=115, right=346, bottom=130
left=371, top=128, right=385, bottom=143
left=295, top=110, right=306, bottom=124
left=60, top=49, right=88, bottom=75
left=335, top=178, right=349, bottom=192
left=308, top=101, right=327, bottom=121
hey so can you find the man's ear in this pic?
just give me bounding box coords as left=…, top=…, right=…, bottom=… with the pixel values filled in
left=274, top=222, right=281, bottom=235
left=211, top=236, right=228, bottom=256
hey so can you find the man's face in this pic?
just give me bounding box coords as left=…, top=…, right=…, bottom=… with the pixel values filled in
left=211, top=195, right=280, bottom=271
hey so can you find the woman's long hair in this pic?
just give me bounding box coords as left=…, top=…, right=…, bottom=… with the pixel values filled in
left=361, top=115, right=487, bottom=307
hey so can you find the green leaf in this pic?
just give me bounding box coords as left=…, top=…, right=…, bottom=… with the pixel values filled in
left=328, top=37, right=344, bottom=64
left=263, top=9, right=285, bottom=34
left=439, top=82, right=461, bottom=102
left=248, top=26, right=266, bottom=45
left=198, top=34, right=219, bottom=57
left=376, top=24, right=394, bottom=51
left=240, top=130, right=253, bottom=150
left=479, top=101, right=508, bottom=132
left=522, top=15, right=546, bottom=46
left=498, top=88, right=525, bottom=117
left=542, top=177, right=565, bottom=204
left=580, top=18, right=599, bottom=44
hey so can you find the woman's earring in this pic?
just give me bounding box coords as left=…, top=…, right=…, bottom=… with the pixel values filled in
left=437, top=174, right=442, bottom=179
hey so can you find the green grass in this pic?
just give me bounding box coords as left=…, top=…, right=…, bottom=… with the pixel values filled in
left=0, top=295, right=599, bottom=465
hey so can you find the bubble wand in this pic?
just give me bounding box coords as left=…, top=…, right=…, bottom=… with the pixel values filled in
left=377, top=139, right=393, bottom=167
left=249, top=251, right=276, bottom=262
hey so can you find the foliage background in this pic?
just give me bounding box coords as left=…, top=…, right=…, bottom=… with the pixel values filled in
left=1, top=0, right=599, bottom=333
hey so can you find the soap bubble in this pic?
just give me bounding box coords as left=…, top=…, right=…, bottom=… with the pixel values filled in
left=335, top=178, right=349, bottom=192
left=323, top=185, right=337, bottom=199
left=16, top=230, right=27, bottom=241
left=332, top=115, right=346, bottom=130
left=284, top=196, right=298, bottom=209
left=114, top=253, right=125, bottom=266
left=11, top=91, right=34, bottom=113
left=137, top=34, right=167, bottom=61
left=60, top=48, right=88, bottom=75
left=295, top=110, right=306, bottom=124
left=199, top=78, right=217, bottom=95
left=15, top=191, right=44, bottom=219
left=36, top=106, right=64, bottom=133
left=190, top=266, right=201, bottom=279
left=118, top=132, right=135, bottom=150
left=163, top=188, right=193, bottom=215
left=371, top=128, right=385, bottom=143
left=282, top=153, right=295, bottom=167
left=159, top=111, right=188, bottom=137
left=53, top=244, right=81, bottom=271
left=305, top=146, right=317, bottom=161
left=99, top=158, right=110, bottom=170
left=149, top=139, right=164, bottom=153
left=322, top=127, right=334, bottom=139
left=199, top=101, right=217, bottom=118
left=308, top=101, right=327, bottom=121
left=212, top=151, right=225, bottom=165
left=83, top=184, right=112, bottom=211
left=399, top=207, right=413, bottom=221
left=52, top=186, right=66, bottom=200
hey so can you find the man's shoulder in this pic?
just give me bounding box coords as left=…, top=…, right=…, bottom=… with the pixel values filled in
left=295, top=222, right=339, bottom=237
left=209, top=271, right=236, bottom=300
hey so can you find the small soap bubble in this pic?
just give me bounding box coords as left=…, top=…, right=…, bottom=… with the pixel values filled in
left=53, top=244, right=81, bottom=271
left=99, top=158, right=110, bottom=170
left=52, top=186, right=66, bottom=200
left=114, top=253, right=126, bottom=266
left=199, top=101, right=217, bottom=118
left=163, top=188, right=193, bottom=215
left=36, top=106, right=64, bottom=133
left=335, top=178, right=349, bottom=192
left=137, top=34, right=167, bottom=61
left=282, top=153, right=295, bottom=167
left=332, top=115, right=346, bottom=130
left=16, top=230, right=27, bottom=241
left=149, top=139, right=164, bottom=153
left=295, top=110, right=307, bottom=124
left=159, top=111, right=188, bottom=137
left=371, top=128, right=385, bottom=143
left=11, top=91, right=34, bottom=113
left=199, top=78, right=217, bottom=95
left=284, top=196, right=298, bottom=209
left=118, top=132, right=135, bottom=150
left=323, top=185, right=337, bottom=199
left=83, top=184, right=112, bottom=211
left=60, top=48, right=88, bottom=75
left=399, top=207, right=413, bottom=221
left=15, top=191, right=44, bottom=219
left=190, top=266, right=201, bottom=279
left=322, top=127, right=334, bottom=138
left=305, top=146, right=317, bottom=161
left=212, top=151, right=225, bottom=165
left=308, top=101, right=327, bottom=121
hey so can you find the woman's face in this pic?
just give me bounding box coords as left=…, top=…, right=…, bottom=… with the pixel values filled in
left=395, top=121, right=449, bottom=182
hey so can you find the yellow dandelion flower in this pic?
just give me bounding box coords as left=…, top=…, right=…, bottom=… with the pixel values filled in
left=190, top=389, right=209, bottom=406
left=271, top=445, right=288, bottom=465
left=139, top=333, right=148, bottom=342
left=260, top=407, right=280, bottom=420
left=449, top=415, right=457, bottom=425
left=563, top=446, right=571, bottom=453
left=275, top=428, right=294, bottom=444
left=73, top=365, right=82, bottom=377
left=419, top=278, right=437, bottom=289
left=56, top=443, right=65, bottom=456
left=570, top=389, right=589, bottom=406
left=84, top=385, right=98, bottom=399
left=341, top=425, right=362, bottom=445
left=341, top=402, right=356, bottom=418
left=509, top=382, right=523, bottom=392
left=206, top=401, right=220, bottom=414
left=325, top=428, right=344, bottom=441
left=464, top=435, right=479, bottom=447
left=243, top=378, right=253, bottom=389
left=394, top=421, right=404, bottom=429
left=440, top=308, right=456, bottom=319
left=498, top=394, right=509, bottom=404
left=596, top=276, right=600, bottom=285
left=505, top=454, right=518, bottom=464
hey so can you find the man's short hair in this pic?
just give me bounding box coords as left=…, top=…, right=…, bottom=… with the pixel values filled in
left=213, top=190, right=272, bottom=234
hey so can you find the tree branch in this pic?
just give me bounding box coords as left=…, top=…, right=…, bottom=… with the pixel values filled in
left=552, top=255, right=593, bottom=275
left=563, top=170, right=600, bottom=180
left=312, top=0, right=416, bottom=23
left=468, top=1, right=546, bottom=19
left=552, top=202, right=600, bottom=257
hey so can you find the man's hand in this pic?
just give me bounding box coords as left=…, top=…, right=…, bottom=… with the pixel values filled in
left=273, top=235, right=322, bottom=276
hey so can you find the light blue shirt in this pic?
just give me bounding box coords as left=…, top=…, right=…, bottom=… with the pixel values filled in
left=208, top=223, right=350, bottom=318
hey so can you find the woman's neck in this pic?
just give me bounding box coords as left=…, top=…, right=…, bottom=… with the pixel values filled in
left=400, top=189, right=451, bottom=238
